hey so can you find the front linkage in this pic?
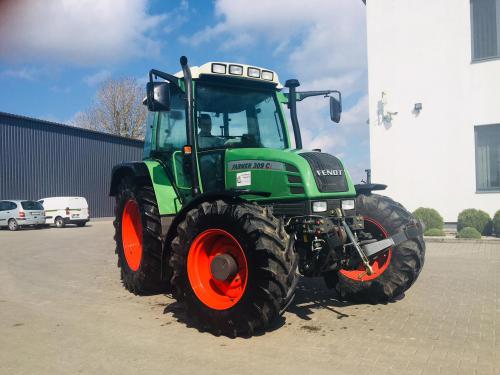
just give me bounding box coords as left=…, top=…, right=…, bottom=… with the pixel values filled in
left=283, top=201, right=424, bottom=281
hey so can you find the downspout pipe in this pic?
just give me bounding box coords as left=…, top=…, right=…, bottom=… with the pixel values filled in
left=285, top=79, right=303, bottom=149
left=180, top=56, right=201, bottom=195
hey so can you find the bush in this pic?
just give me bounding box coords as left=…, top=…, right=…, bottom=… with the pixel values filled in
left=457, top=209, right=492, bottom=235
left=457, top=227, right=481, bottom=239
left=424, top=228, right=445, bottom=236
left=494, top=210, right=500, bottom=237
left=413, top=207, right=444, bottom=230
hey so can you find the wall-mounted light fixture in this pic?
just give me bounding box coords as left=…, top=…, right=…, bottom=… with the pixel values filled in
left=381, top=92, right=398, bottom=123
left=412, top=102, right=423, bottom=117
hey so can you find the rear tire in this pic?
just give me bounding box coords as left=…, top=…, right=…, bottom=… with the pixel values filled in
left=55, top=217, right=65, bottom=228
left=76, top=222, right=87, bottom=227
left=327, top=194, right=425, bottom=303
left=8, top=219, right=19, bottom=231
left=114, top=177, right=168, bottom=295
left=170, top=200, right=298, bottom=337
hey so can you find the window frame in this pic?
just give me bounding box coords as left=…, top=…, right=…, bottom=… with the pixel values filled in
left=193, top=80, right=290, bottom=152
left=153, top=85, right=189, bottom=156
left=470, top=0, right=500, bottom=63
left=474, top=123, right=500, bottom=193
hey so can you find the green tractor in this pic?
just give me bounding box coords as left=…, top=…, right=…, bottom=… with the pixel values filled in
left=110, top=56, right=425, bottom=336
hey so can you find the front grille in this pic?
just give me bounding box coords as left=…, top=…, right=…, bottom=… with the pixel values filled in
left=270, top=201, right=309, bottom=216
left=285, top=163, right=299, bottom=173
left=287, top=174, right=302, bottom=184
left=290, top=186, right=305, bottom=194
left=299, top=152, right=348, bottom=193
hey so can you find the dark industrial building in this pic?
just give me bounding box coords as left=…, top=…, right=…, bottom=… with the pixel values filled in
left=0, top=112, right=144, bottom=217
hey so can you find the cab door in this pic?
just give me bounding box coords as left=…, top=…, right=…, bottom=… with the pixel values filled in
left=152, top=86, right=193, bottom=203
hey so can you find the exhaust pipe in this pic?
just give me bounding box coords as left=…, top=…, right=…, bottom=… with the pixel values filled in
left=180, top=56, right=201, bottom=196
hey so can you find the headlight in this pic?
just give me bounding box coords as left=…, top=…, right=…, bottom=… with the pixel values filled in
left=229, top=64, right=243, bottom=75
left=312, top=201, right=327, bottom=212
left=211, top=63, right=226, bottom=74
left=261, top=70, right=274, bottom=81
left=342, top=199, right=355, bottom=210
left=247, top=67, right=260, bottom=78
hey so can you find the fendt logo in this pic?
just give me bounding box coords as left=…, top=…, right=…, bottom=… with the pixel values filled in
left=316, top=169, right=343, bottom=176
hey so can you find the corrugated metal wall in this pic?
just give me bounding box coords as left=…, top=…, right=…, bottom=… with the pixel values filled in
left=0, top=112, right=144, bottom=217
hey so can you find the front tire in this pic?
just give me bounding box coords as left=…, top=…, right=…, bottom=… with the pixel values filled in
left=114, top=177, right=168, bottom=295
left=328, top=194, right=425, bottom=303
left=170, top=200, right=298, bottom=337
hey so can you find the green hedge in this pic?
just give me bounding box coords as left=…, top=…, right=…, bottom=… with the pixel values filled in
left=457, top=227, right=481, bottom=239
left=424, top=228, right=445, bottom=236
left=494, top=210, right=500, bottom=237
left=457, top=209, right=492, bottom=235
left=413, top=207, right=444, bottom=230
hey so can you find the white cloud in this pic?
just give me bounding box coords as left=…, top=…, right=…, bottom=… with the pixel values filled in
left=0, top=0, right=168, bottom=65
left=50, top=85, right=71, bottom=94
left=83, top=69, right=112, bottom=86
left=341, top=95, right=369, bottom=127
left=163, top=0, right=190, bottom=34
left=1, top=67, right=38, bottom=81
left=186, top=0, right=367, bottom=92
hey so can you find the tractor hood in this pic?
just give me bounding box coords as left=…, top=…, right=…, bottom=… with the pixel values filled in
left=224, top=148, right=356, bottom=201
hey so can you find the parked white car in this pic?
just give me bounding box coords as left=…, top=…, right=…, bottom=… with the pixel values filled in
left=38, top=197, right=90, bottom=228
left=0, top=200, right=46, bottom=230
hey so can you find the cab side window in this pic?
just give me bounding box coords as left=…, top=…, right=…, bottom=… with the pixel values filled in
left=156, top=87, right=187, bottom=154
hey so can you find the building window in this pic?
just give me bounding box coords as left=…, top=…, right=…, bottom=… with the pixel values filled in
left=475, top=124, right=500, bottom=191
left=471, top=0, right=500, bottom=60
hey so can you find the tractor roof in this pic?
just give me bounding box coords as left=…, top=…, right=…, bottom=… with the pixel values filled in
left=175, top=62, right=282, bottom=88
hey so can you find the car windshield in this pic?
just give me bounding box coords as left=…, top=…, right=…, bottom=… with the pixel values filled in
left=195, top=83, right=287, bottom=151
left=21, top=201, right=44, bottom=210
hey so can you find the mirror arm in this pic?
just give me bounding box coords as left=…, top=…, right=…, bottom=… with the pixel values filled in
left=295, top=90, right=341, bottom=101
left=148, top=69, right=180, bottom=87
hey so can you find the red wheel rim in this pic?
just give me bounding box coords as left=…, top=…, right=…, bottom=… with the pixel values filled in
left=187, top=229, right=248, bottom=310
left=121, top=199, right=143, bottom=271
left=340, top=217, right=392, bottom=282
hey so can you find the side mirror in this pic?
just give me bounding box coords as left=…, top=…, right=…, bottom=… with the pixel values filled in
left=330, top=96, right=342, bottom=123
left=146, top=82, right=171, bottom=111
left=330, top=96, right=342, bottom=124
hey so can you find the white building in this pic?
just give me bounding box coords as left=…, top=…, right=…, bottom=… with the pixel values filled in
left=365, top=0, right=500, bottom=222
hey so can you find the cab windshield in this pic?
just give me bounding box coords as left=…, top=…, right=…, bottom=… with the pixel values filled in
left=195, top=83, right=287, bottom=151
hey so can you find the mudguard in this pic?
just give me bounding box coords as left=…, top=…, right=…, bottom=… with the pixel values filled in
left=109, top=160, right=179, bottom=215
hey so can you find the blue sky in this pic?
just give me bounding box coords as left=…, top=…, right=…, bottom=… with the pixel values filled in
left=0, top=0, right=369, bottom=182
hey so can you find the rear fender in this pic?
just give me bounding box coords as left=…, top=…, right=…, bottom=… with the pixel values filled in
left=109, top=162, right=150, bottom=196
left=110, top=160, right=179, bottom=216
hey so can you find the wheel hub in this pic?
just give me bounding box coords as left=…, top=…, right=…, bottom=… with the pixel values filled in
left=121, top=199, right=143, bottom=271
left=339, top=217, right=392, bottom=282
left=187, top=228, right=248, bottom=310
left=210, top=253, right=238, bottom=281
